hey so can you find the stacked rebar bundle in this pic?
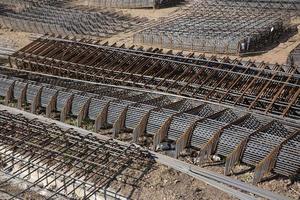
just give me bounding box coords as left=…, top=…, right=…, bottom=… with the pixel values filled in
left=0, top=110, right=154, bottom=199
left=222, top=0, right=300, bottom=10
left=287, top=44, right=300, bottom=67
left=0, top=66, right=299, bottom=184
left=0, top=0, right=180, bottom=8
left=86, top=0, right=156, bottom=8
left=9, top=36, right=300, bottom=121
left=0, top=2, right=145, bottom=38
left=84, top=0, right=181, bottom=8
left=134, top=0, right=295, bottom=54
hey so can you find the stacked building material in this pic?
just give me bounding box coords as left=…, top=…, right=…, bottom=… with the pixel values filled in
left=84, top=0, right=182, bottom=8
left=0, top=2, right=144, bottom=38
left=0, top=67, right=299, bottom=184
left=134, top=0, right=295, bottom=54
left=0, top=110, right=154, bottom=199
left=9, top=36, right=300, bottom=122
left=287, top=44, right=300, bottom=67
left=223, top=0, right=300, bottom=10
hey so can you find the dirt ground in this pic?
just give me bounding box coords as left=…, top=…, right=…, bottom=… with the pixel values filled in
left=0, top=28, right=33, bottom=49
left=240, top=25, right=300, bottom=64
left=132, top=164, right=235, bottom=200
left=188, top=160, right=300, bottom=200
left=2, top=25, right=300, bottom=66
left=0, top=161, right=234, bottom=200
left=1, top=4, right=299, bottom=65
left=118, top=7, right=182, bottom=20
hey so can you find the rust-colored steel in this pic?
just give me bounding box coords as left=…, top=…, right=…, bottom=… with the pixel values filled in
left=0, top=67, right=299, bottom=184
left=9, top=36, right=300, bottom=122
left=0, top=110, right=154, bottom=199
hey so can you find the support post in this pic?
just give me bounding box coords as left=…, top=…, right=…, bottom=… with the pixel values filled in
left=77, top=98, right=91, bottom=127
left=198, top=114, right=251, bottom=163
left=132, top=111, right=151, bottom=143
left=60, top=94, right=73, bottom=122
left=224, top=121, right=274, bottom=176
left=17, top=83, right=28, bottom=109
left=94, top=101, right=110, bottom=132
left=4, top=81, right=15, bottom=105
left=253, top=130, right=299, bottom=184
left=46, top=91, right=58, bottom=118
left=224, top=139, right=248, bottom=176
left=112, top=106, right=129, bottom=138
left=31, top=86, right=43, bottom=114
left=174, top=122, right=196, bottom=158
left=153, top=116, right=173, bottom=151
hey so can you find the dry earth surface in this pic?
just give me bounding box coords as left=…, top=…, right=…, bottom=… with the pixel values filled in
left=131, top=164, right=235, bottom=200
left=180, top=156, right=300, bottom=200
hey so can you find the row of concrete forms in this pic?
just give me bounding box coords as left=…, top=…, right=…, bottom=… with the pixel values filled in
left=0, top=109, right=154, bottom=199
left=0, top=35, right=298, bottom=185
left=134, top=0, right=299, bottom=55
left=0, top=0, right=147, bottom=38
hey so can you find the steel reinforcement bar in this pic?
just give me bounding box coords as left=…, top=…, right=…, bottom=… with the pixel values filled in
left=9, top=36, right=300, bottom=122
left=84, top=0, right=182, bottom=9
left=0, top=110, right=154, bottom=200
left=133, top=0, right=296, bottom=55
left=0, top=105, right=292, bottom=200
left=222, top=0, right=300, bottom=10
left=287, top=44, right=300, bottom=67
left=0, top=2, right=145, bottom=38
left=0, top=67, right=299, bottom=184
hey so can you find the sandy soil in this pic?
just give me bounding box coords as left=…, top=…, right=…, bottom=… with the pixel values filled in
left=2, top=5, right=298, bottom=65
left=240, top=26, right=300, bottom=64
left=0, top=28, right=33, bottom=49
left=69, top=0, right=184, bottom=19
left=131, top=164, right=235, bottom=200
left=180, top=156, right=300, bottom=200
left=118, top=6, right=182, bottom=20
left=0, top=163, right=235, bottom=200
left=106, top=27, right=300, bottom=65
left=91, top=127, right=300, bottom=200
left=101, top=17, right=300, bottom=65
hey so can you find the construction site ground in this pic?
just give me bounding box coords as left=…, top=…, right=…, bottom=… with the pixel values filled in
left=1, top=15, right=300, bottom=65
left=0, top=3, right=300, bottom=200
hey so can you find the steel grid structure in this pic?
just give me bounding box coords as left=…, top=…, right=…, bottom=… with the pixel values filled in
left=9, top=36, right=300, bottom=122
left=0, top=0, right=182, bottom=9
left=84, top=0, right=182, bottom=9
left=134, top=0, right=295, bottom=54
left=222, top=0, right=300, bottom=10
left=0, top=2, right=145, bottom=38
left=0, top=0, right=64, bottom=5
left=287, top=44, right=300, bottom=68
left=0, top=110, right=153, bottom=199
left=0, top=106, right=292, bottom=200
left=0, top=67, right=299, bottom=184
